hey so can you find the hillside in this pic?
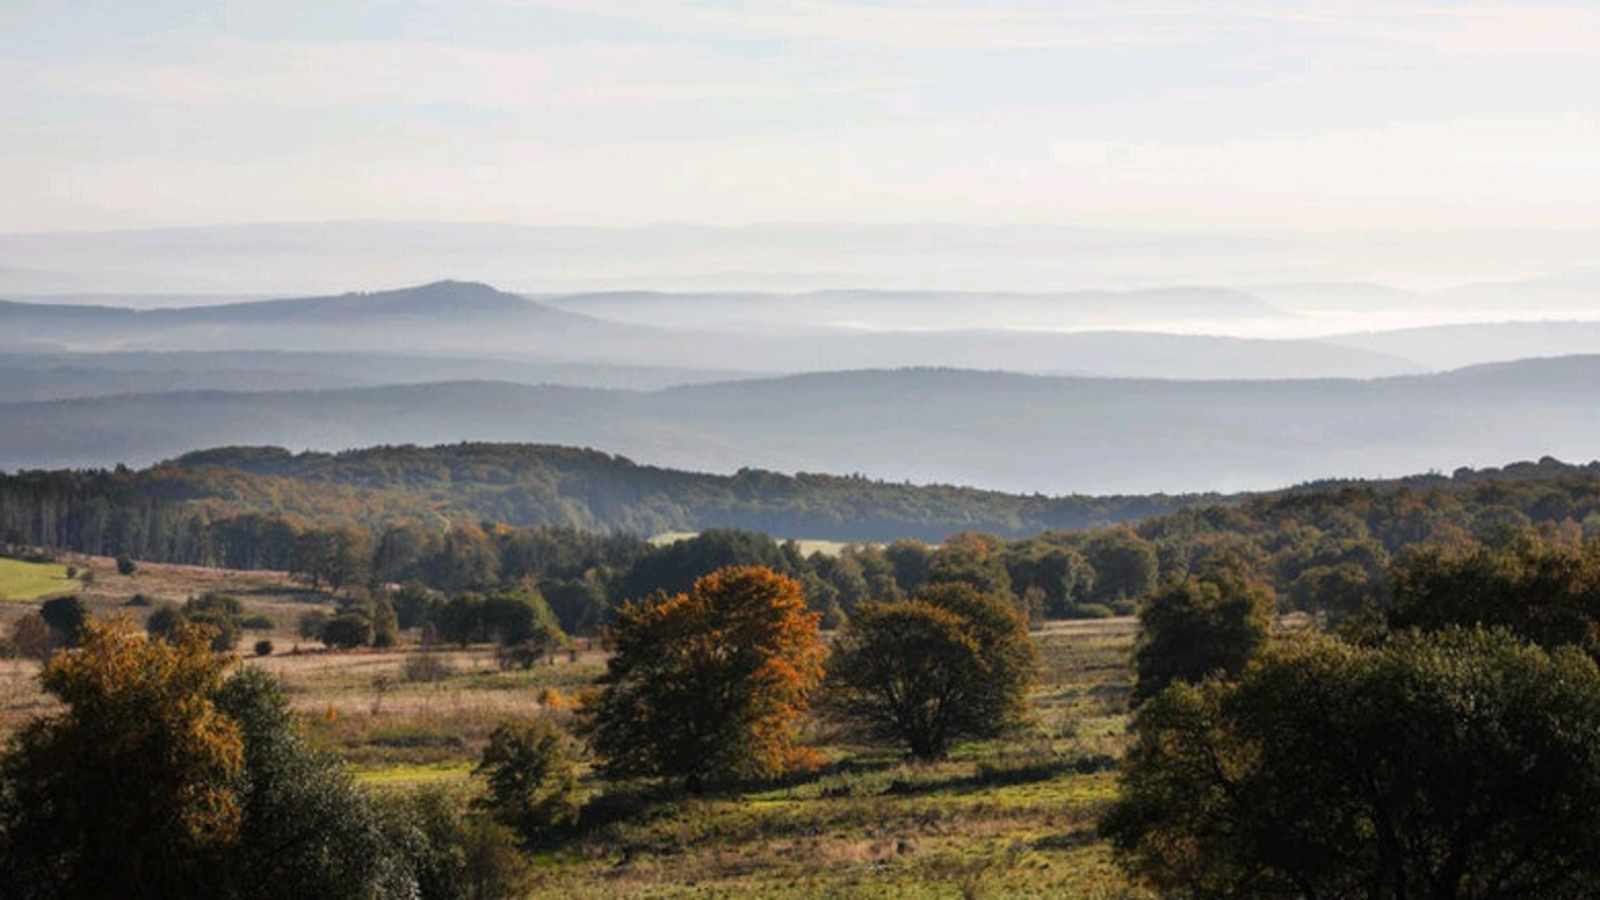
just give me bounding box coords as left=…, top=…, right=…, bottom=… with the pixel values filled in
left=2, top=358, right=1597, bottom=495
left=0, top=350, right=747, bottom=402
left=541, top=286, right=1285, bottom=332
left=1327, top=321, right=1600, bottom=371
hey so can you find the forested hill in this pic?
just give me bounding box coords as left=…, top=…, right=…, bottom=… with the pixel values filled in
left=6, top=443, right=1599, bottom=565
left=29, top=442, right=1207, bottom=542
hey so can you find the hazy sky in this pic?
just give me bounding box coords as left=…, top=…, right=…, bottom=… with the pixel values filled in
left=3, top=1, right=1598, bottom=234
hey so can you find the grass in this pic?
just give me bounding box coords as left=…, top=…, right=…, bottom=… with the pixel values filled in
left=354, top=760, right=475, bottom=788
left=0, top=557, right=76, bottom=602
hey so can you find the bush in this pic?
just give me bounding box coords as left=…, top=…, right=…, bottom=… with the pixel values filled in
left=321, top=613, right=373, bottom=650
left=40, top=596, right=89, bottom=646
left=65, top=565, right=77, bottom=579
left=254, top=640, right=274, bottom=657
left=116, top=555, right=137, bottom=576
left=125, top=593, right=153, bottom=607
left=241, top=615, right=274, bottom=631
left=473, top=719, right=583, bottom=849
left=9, top=612, right=57, bottom=662
left=1070, top=602, right=1116, bottom=619
left=377, top=788, right=533, bottom=900
left=401, top=653, right=455, bottom=683
left=298, top=610, right=330, bottom=641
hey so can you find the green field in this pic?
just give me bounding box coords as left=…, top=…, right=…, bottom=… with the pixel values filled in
left=0, top=557, right=76, bottom=602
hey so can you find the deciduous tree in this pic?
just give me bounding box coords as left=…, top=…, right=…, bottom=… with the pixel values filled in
left=823, top=582, right=1038, bottom=759
left=586, top=566, right=825, bottom=786
left=1104, top=628, right=1600, bottom=900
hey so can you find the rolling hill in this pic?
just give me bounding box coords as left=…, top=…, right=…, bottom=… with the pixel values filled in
left=2, top=358, right=1595, bottom=495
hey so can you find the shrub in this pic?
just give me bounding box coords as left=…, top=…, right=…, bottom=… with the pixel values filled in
left=298, top=610, right=330, bottom=642
left=241, top=615, right=274, bottom=631
left=253, top=640, right=274, bottom=657
left=125, top=593, right=153, bottom=607
left=9, top=612, right=57, bottom=663
left=116, top=555, right=138, bottom=576
left=321, top=613, right=373, bottom=650
left=473, top=719, right=583, bottom=849
left=40, top=596, right=89, bottom=646
left=1070, top=602, right=1116, bottom=619
left=377, top=788, right=532, bottom=900
left=65, top=565, right=77, bottom=579
left=401, top=652, right=455, bottom=684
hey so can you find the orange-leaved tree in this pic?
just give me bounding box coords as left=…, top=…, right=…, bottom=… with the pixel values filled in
left=585, top=565, right=826, bottom=787
left=0, top=618, right=245, bottom=898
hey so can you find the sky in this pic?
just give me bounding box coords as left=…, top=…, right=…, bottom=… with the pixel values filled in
left=3, top=1, right=1599, bottom=238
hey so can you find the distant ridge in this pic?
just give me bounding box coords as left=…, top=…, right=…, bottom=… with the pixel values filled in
left=0, top=280, right=1419, bottom=378
left=2, top=356, right=1597, bottom=494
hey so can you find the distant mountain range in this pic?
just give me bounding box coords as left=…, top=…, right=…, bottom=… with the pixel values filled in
left=0, top=280, right=1422, bottom=379
left=3, top=357, right=1596, bottom=494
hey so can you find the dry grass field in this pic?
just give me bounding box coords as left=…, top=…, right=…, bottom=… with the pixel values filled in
left=0, top=556, right=1149, bottom=898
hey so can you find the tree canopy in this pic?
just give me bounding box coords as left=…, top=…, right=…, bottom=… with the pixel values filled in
left=585, top=565, right=826, bottom=786
left=823, top=582, right=1037, bottom=759
left=1104, top=628, right=1600, bottom=900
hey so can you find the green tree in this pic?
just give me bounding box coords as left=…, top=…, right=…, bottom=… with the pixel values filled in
left=927, top=532, right=1014, bottom=599
left=823, top=582, right=1038, bottom=759
left=1289, top=562, right=1377, bottom=625
left=212, top=668, right=414, bottom=899
left=1132, top=568, right=1274, bottom=704
left=1103, top=628, right=1600, bottom=900
left=473, top=718, right=582, bottom=848
left=298, top=609, right=330, bottom=642
left=1085, top=529, right=1159, bottom=605
left=884, top=540, right=933, bottom=594
left=377, top=788, right=532, bottom=900
left=392, top=581, right=440, bottom=630
left=38, top=596, right=88, bottom=647
left=1384, top=537, right=1600, bottom=657
left=188, top=592, right=244, bottom=651
left=321, top=613, right=373, bottom=650
left=586, top=566, right=826, bottom=786
left=619, top=529, right=791, bottom=600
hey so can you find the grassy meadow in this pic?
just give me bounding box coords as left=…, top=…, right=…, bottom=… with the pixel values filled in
left=0, top=557, right=77, bottom=602
left=0, top=556, right=1148, bottom=898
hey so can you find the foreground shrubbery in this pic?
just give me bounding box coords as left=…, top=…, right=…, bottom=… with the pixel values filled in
left=0, top=620, right=551, bottom=900
left=1105, top=627, right=1600, bottom=899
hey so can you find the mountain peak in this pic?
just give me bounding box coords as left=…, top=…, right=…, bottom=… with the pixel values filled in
left=338, top=280, right=532, bottom=315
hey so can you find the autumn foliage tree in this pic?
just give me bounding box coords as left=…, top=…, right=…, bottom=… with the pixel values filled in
left=0, top=619, right=245, bottom=898
left=823, top=582, right=1037, bottom=759
left=585, top=566, right=825, bottom=787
